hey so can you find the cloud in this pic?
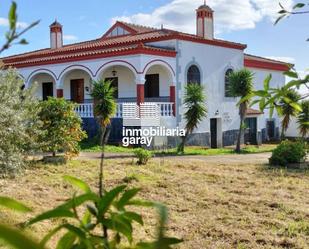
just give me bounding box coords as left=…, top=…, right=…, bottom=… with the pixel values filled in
left=265, top=56, right=295, bottom=63
left=0, top=17, right=29, bottom=29
left=63, top=35, right=78, bottom=41
left=111, top=0, right=293, bottom=34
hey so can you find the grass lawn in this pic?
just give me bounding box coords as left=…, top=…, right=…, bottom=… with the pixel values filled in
left=80, top=139, right=277, bottom=156
left=0, top=156, right=309, bottom=248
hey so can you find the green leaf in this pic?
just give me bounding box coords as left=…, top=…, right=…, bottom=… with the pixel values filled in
left=274, top=14, right=286, bottom=25
left=0, top=224, right=42, bottom=249
left=8, top=1, right=17, bottom=29
left=19, top=38, right=28, bottom=45
left=123, top=211, right=144, bottom=225
left=57, top=193, right=99, bottom=210
left=289, top=102, right=302, bottom=112
left=293, top=3, right=305, bottom=9
left=116, top=188, right=141, bottom=210
left=284, top=71, right=298, bottom=79
left=56, top=232, right=76, bottom=249
left=0, top=197, right=31, bottom=213
left=254, top=90, right=269, bottom=97
left=264, top=74, right=272, bottom=90
left=98, top=185, right=126, bottom=216
left=63, top=175, right=91, bottom=193
left=27, top=209, right=75, bottom=226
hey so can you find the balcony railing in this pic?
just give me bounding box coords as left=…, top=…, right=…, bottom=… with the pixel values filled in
left=74, top=102, right=174, bottom=118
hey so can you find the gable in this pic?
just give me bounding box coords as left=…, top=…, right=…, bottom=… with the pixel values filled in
left=102, top=22, right=137, bottom=38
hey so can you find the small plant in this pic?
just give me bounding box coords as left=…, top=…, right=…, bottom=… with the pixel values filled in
left=134, top=148, right=153, bottom=165
left=269, top=140, right=307, bottom=166
left=38, top=97, right=87, bottom=158
left=0, top=176, right=182, bottom=249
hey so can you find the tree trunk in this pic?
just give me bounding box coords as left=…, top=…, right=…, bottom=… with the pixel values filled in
left=280, top=125, right=285, bottom=141
left=52, top=151, right=56, bottom=157
left=177, top=133, right=188, bottom=154
left=236, top=103, right=246, bottom=153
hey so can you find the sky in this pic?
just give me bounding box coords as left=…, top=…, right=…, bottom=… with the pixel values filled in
left=0, top=0, right=308, bottom=79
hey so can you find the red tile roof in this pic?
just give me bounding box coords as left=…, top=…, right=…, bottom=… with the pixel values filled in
left=244, top=54, right=292, bottom=72
left=246, top=108, right=263, bottom=116
left=1, top=21, right=247, bottom=68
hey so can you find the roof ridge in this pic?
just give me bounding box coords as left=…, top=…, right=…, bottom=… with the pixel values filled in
left=117, top=21, right=158, bottom=31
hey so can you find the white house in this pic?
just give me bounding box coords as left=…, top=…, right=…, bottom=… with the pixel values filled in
left=1, top=3, right=291, bottom=147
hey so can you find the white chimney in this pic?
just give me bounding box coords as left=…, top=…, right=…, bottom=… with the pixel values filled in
left=50, top=20, right=63, bottom=49
left=196, top=1, right=214, bottom=39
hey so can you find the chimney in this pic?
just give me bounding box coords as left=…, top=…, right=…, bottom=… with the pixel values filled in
left=196, top=1, right=214, bottom=39
left=50, top=20, right=63, bottom=49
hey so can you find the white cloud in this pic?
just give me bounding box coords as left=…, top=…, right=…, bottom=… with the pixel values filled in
left=63, top=35, right=78, bottom=41
left=265, top=56, right=295, bottom=63
left=0, top=17, right=29, bottom=29
left=111, top=0, right=294, bottom=34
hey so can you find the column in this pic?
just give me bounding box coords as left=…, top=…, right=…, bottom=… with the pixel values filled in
left=170, top=85, right=176, bottom=116
left=136, top=75, right=145, bottom=106
left=56, top=80, right=64, bottom=98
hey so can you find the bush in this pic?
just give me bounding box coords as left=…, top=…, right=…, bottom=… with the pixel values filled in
left=134, top=148, right=153, bottom=165
left=269, top=140, right=307, bottom=166
left=0, top=69, right=41, bottom=176
left=38, top=98, right=87, bottom=158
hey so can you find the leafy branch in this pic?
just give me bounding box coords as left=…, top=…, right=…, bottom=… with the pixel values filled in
left=0, top=1, right=39, bottom=55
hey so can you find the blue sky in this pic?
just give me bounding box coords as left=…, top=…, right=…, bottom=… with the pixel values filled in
left=0, top=0, right=308, bottom=76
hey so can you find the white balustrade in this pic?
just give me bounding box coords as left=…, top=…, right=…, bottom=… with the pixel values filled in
left=74, top=102, right=174, bottom=119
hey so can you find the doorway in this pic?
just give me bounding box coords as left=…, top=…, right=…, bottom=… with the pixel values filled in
left=70, top=79, right=84, bottom=103
left=266, top=120, right=276, bottom=140
left=210, top=118, right=217, bottom=148
left=145, top=74, right=159, bottom=98
left=42, top=82, right=53, bottom=101
left=244, top=117, right=257, bottom=145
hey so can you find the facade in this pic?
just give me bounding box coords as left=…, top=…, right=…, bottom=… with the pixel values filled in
left=1, top=3, right=291, bottom=147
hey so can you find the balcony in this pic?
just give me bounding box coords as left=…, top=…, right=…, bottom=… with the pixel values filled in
left=74, top=102, right=174, bottom=119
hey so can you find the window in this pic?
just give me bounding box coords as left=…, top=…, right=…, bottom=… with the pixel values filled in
left=145, top=74, right=159, bottom=98
left=105, top=77, right=119, bottom=98
left=224, top=69, right=233, bottom=97
left=187, top=65, right=201, bottom=84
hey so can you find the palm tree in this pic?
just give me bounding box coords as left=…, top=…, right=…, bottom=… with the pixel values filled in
left=228, top=69, right=254, bottom=153
left=279, top=89, right=301, bottom=139
left=177, top=83, right=207, bottom=154
left=90, top=79, right=116, bottom=197
left=297, top=99, right=309, bottom=138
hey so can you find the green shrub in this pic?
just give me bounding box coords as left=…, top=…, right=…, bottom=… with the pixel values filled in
left=134, top=148, right=153, bottom=165
left=269, top=140, right=307, bottom=166
left=0, top=69, right=41, bottom=176
left=38, top=98, right=87, bottom=158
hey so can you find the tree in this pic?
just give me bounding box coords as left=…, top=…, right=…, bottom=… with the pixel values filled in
left=279, top=89, right=301, bottom=139
left=297, top=100, right=309, bottom=137
left=228, top=69, right=254, bottom=153
left=38, top=98, right=87, bottom=158
left=90, top=80, right=116, bottom=193
left=0, top=69, right=41, bottom=176
left=177, top=83, right=207, bottom=154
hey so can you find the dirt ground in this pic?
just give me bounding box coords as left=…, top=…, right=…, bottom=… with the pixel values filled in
left=0, top=154, right=309, bottom=249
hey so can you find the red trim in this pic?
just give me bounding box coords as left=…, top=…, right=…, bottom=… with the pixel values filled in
left=169, top=86, right=176, bottom=116
left=102, top=21, right=138, bottom=38
left=244, top=58, right=290, bottom=72
left=136, top=84, right=144, bottom=106
left=142, top=59, right=176, bottom=76
left=6, top=47, right=177, bottom=69
left=56, top=89, right=63, bottom=98
left=26, top=68, right=57, bottom=82
left=58, top=64, right=95, bottom=80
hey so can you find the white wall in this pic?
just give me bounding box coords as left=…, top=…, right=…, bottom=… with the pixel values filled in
left=177, top=40, right=244, bottom=133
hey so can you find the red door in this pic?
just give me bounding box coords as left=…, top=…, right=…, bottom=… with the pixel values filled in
left=70, top=79, right=84, bottom=103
